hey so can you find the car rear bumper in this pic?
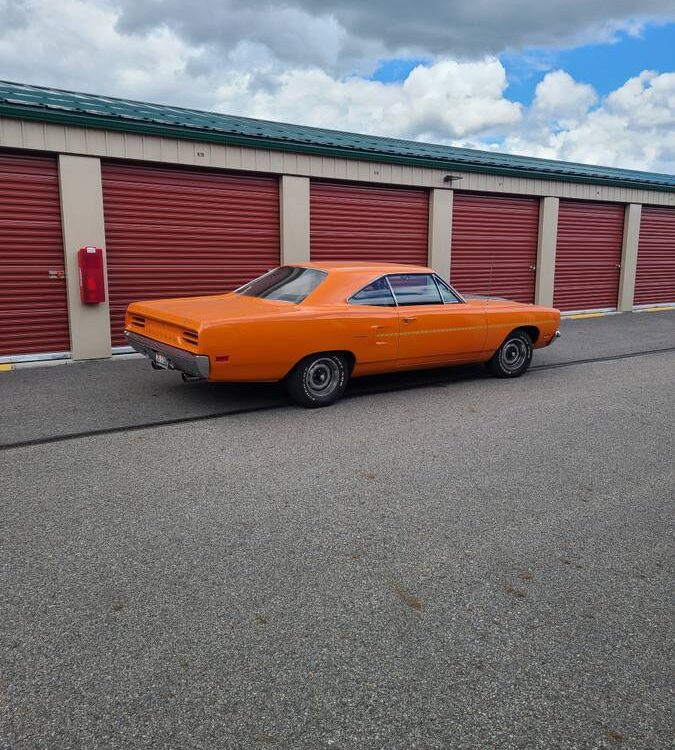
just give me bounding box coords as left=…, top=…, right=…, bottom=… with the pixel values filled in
left=124, top=330, right=210, bottom=379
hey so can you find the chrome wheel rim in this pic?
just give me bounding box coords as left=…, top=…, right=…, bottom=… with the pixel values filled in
left=305, top=358, right=339, bottom=398
left=500, top=339, right=528, bottom=372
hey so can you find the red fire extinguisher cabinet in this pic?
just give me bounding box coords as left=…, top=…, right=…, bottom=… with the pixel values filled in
left=78, top=246, right=106, bottom=304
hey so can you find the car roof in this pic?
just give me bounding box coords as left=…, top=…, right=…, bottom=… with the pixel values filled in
left=282, top=261, right=439, bottom=304
left=287, top=261, right=434, bottom=275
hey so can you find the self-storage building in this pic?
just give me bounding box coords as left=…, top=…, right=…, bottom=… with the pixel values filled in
left=0, top=80, right=673, bottom=362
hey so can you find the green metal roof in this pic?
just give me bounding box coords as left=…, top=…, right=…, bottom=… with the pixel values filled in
left=1, top=79, right=673, bottom=191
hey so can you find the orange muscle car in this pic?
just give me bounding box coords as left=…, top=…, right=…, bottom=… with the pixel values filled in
left=124, top=263, right=561, bottom=407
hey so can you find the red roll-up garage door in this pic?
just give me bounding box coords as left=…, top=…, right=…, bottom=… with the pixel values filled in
left=634, top=206, right=675, bottom=306
left=554, top=200, right=624, bottom=311
left=102, top=162, right=280, bottom=345
left=0, top=152, right=70, bottom=358
left=451, top=193, right=539, bottom=303
left=310, top=181, right=428, bottom=265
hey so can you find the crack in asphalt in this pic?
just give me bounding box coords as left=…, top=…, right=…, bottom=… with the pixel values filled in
left=1, top=346, right=674, bottom=452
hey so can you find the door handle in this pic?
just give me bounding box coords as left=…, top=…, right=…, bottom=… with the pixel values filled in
left=403, top=317, right=417, bottom=324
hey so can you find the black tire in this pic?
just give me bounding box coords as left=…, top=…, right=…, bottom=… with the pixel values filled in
left=285, top=352, right=349, bottom=408
left=487, top=329, right=533, bottom=378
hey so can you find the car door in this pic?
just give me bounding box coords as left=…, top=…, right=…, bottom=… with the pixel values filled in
left=345, top=276, right=399, bottom=370
left=387, top=273, right=487, bottom=367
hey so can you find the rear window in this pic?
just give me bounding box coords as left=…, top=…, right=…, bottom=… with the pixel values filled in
left=235, top=266, right=327, bottom=304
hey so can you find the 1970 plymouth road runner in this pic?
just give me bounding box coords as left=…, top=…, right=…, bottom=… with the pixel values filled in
left=125, top=262, right=561, bottom=407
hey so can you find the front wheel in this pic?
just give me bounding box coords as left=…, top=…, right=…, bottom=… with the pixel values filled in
left=487, top=330, right=533, bottom=378
left=285, top=353, right=349, bottom=408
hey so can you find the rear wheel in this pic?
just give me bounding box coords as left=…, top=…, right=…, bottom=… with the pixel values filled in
left=285, top=353, right=349, bottom=408
left=487, top=330, right=533, bottom=378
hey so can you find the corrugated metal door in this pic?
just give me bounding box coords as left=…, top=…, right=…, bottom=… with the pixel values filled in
left=102, top=162, right=280, bottom=345
left=0, top=152, right=70, bottom=358
left=310, top=181, right=428, bottom=264
left=451, top=193, right=539, bottom=303
left=554, top=200, right=624, bottom=311
left=634, top=206, right=675, bottom=306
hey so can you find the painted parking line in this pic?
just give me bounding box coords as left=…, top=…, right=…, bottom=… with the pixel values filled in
left=566, top=312, right=610, bottom=320
left=565, top=306, right=674, bottom=320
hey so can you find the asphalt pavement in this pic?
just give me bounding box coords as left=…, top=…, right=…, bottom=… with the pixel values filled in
left=1, top=310, right=674, bottom=749
left=1, top=310, right=673, bottom=447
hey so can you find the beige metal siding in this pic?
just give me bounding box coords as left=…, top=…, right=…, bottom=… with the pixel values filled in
left=1, top=117, right=673, bottom=207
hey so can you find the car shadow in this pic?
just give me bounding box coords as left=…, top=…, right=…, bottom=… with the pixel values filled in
left=179, top=362, right=490, bottom=406
left=345, top=363, right=489, bottom=399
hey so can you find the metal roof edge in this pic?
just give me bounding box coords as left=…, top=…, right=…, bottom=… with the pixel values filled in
left=1, top=103, right=674, bottom=194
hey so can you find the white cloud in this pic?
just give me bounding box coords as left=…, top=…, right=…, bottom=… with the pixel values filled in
left=501, top=71, right=675, bottom=172
left=214, top=60, right=522, bottom=140
left=532, top=70, right=598, bottom=126
left=0, top=0, right=212, bottom=108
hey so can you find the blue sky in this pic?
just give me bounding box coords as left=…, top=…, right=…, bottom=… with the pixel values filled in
left=371, top=58, right=431, bottom=83
left=372, top=22, right=675, bottom=106
left=503, top=22, right=675, bottom=104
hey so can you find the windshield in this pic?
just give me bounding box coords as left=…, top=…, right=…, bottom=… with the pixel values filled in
left=235, top=266, right=327, bottom=304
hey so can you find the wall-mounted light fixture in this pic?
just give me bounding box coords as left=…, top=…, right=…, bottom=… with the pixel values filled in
left=443, top=175, right=463, bottom=183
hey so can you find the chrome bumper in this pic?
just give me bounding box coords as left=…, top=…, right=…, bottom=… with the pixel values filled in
left=124, top=330, right=210, bottom=379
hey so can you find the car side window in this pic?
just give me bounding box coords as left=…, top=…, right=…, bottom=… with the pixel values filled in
left=433, top=275, right=462, bottom=304
left=387, top=274, right=443, bottom=306
left=349, top=277, right=396, bottom=307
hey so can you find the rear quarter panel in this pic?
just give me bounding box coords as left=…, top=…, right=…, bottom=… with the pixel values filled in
left=201, top=305, right=399, bottom=381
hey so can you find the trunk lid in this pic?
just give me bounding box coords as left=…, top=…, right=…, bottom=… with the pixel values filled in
left=125, top=293, right=298, bottom=351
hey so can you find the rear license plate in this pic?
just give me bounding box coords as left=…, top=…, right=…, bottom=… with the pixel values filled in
left=154, top=352, right=169, bottom=369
